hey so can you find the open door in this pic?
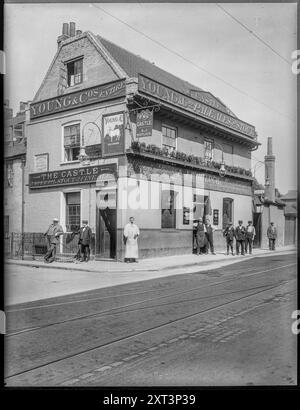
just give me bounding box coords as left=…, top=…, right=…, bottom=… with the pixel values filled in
left=96, top=187, right=117, bottom=259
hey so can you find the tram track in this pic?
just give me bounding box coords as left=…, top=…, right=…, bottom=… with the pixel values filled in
left=6, top=262, right=296, bottom=336
left=5, top=278, right=294, bottom=381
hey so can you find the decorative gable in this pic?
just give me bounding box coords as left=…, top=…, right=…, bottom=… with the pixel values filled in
left=34, top=29, right=127, bottom=102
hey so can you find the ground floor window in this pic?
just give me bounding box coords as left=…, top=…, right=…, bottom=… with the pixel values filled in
left=65, top=192, right=80, bottom=232
left=161, top=188, right=176, bottom=229
left=223, top=197, right=233, bottom=229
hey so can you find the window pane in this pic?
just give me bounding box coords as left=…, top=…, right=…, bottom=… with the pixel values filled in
left=66, top=192, right=80, bottom=205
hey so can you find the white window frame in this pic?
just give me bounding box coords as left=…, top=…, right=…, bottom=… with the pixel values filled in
left=61, top=120, right=81, bottom=164
left=204, top=138, right=214, bottom=161
left=161, top=124, right=177, bottom=152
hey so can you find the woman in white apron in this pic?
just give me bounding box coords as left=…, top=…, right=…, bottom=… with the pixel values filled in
left=124, top=217, right=140, bottom=263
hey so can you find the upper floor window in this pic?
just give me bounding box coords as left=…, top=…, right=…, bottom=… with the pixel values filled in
left=204, top=139, right=213, bottom=161
left=5, top=161, right=14, bottom=187
left=64, top=123, right=80, bottom=162
left=162, top=125, right=177, bottom=152
left=67, top=58, right=83, bottom=87
left=13, top=123, right=24, bottom=144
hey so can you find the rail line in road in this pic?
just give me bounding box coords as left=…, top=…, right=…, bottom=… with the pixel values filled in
left=5, top=277, right=296, bottom=381
left=6, top=261, right=296, bottom=336
left=6, top=259, right=295, bottom=313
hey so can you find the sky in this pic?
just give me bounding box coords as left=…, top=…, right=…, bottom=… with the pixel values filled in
left=4, top=2, right=297, bottom=194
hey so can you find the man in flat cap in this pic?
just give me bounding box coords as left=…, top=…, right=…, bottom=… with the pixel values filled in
left=245, top=220, right=256, bottom=255
left=223, top=221, right=235, bottom=255
left=44, top=218, right=64, bottom=263
left=234, top=220, right=246, bottom=256
left=267, top=222, right=277, bottom=251
left=79, top=220, right=92, bottom=262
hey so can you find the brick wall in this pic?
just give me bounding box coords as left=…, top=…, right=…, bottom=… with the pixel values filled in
left=35, top=36, right=119, bottom=101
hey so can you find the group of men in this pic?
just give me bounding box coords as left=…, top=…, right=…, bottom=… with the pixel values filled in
left=195, top=218, right=278, bottom=256
left=44, top=218, right=92, bottom=263
left=43, top=216, right=140, bottom=264
left=222, top=220, right=256, bottom=256
left=44, top=215, right=278, bottom=263
left=193, top=217, right=216, bottom=256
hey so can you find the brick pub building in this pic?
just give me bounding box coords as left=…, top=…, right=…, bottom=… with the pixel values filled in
left=24, top=22, right=260, bottom=260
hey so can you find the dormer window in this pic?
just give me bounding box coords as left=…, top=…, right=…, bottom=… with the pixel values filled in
left=66, top=58, right=83, bottom=87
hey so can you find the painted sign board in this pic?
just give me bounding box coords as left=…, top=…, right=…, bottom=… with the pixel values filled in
left=29, top=164, right=117, bottom=189
left=138, top=75, right=256, bottom=139
left=30, top=79, right=126, bottom=119
left=136, top=109, right=153, bottom=138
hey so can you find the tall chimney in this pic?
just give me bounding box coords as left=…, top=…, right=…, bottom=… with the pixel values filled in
left=57, top=22, right=70, bottom=48
left=264, top=137, right=276, bottom=203
left=69, top=22, right=76, bottom=37
left=62, top=22, right=69, bottom=36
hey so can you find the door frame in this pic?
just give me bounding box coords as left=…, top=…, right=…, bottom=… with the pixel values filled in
left=95, top=185, right=118, bottom=260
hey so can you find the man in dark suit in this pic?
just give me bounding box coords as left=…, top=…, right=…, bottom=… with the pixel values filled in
left=205, top=217, right=216, bottom=255
left=267, top=222, right=277, bottom=250
left=79, top=220, right=92, bottom=262
left=235, top=220, right=246, bottom=256
left=223, top=221, right=235, bottom=255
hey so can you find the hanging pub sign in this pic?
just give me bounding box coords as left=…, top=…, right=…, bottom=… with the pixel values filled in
left=102, top=112, right=125, bottom=157
left=136, top=109, right=153, bottom=138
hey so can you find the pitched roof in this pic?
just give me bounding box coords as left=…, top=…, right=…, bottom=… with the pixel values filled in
left=98, top=36, right=204, bottom=96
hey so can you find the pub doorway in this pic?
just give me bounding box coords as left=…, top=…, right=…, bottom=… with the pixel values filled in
left=253, top=212, right=262, bottom=248
left=96, top=186, right=117, bottom=260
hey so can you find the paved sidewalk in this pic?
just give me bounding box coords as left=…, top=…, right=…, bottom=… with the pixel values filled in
left=5, top=245, right=296, bottom=274
left=5, top=246, right=296, bottom=306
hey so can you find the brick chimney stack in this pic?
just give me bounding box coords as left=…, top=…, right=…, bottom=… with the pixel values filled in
left=57, top=22, right=81, bottom=48
left=264, top=137, right=276, bottom=202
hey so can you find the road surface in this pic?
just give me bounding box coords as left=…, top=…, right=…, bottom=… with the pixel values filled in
left=4, top=253, right=297, bottom=386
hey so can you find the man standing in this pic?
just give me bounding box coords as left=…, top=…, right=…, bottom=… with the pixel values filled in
left=205, top=217, right=216, bottom=255
left=235, top=220, right=246, bottom=256
left=44, top=218, right=63, bottom=263
left=79, top=220, right=92, bottom=262
left=195, top=219, right=207, bottom=255
left=267, top=222, right=277, bottom=250
left=223, top=221, right=235, bottom=255
left=124, top=217, right=140, bottom=263
left=245, top=220, right=256, bottom=255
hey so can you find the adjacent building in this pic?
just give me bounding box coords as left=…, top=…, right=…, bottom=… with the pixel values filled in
left=24, top=22, right=260, bottom=260
left=4, top=101, right=29, bottom=238
left=280, top=190, right=297, bottom=246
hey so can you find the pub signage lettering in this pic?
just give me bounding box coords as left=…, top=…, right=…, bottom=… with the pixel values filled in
left=29, top=164, right=117, bottom=189
left=136, top=109, right=153, bottom=138
left=138, top=75, right=256, bottom=139
left=30, top=79, right=126, bottom=119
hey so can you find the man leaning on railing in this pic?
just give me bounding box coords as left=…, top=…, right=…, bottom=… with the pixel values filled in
left=44, top=218, right=64, bottom=263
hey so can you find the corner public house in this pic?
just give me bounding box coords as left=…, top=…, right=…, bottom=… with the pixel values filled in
left=24, top=22, right=259, bottom=260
